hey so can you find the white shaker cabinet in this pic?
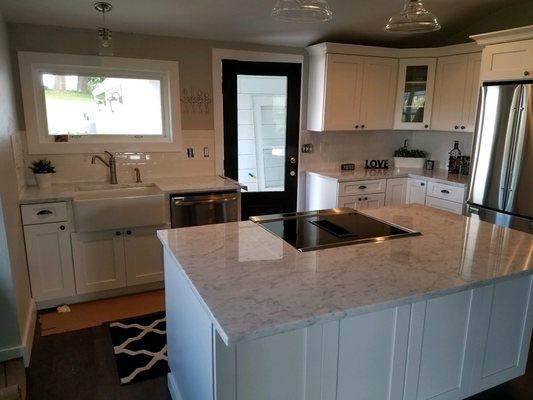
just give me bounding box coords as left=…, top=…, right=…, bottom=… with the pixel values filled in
left=24, top=222, right=76, bottom=301
left=71, top=230, right=127, bottom=294
left=406, top=178, right=427, bottom=205
left=385, top=178, right=407, bottom=206
left=477, top=38, right=533, bottom=81
left=394, top=58, right=436, bottom=130
left=323, top=54, right=365, bottom=131
left=339, top=193, right=385, bottom=210
left=431, top=53, right=482, bottom=132
left=124, top=226, right=164, bottom=286
left=308, top=52, right=397, bottom=132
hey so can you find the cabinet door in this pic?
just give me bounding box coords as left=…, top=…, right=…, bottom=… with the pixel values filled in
left=385, top=178, right=407, bottom=206
left=124, top=226, right=164, bottom=286
left=337, top=196, right=359, bottom=209
left=360, top=57, right=398, bottom=130
left=394, top=58, right=436, bottom=130
left=24, top=222, right=75, bottom=301
left=337, top=305, right=410, bottom=400
left=470, top=275, right=533, bottom=394
left=461, top=53, right=482, bottom=132
left=362, top=193, right=385, bottom=209
left=431, top=55, right=469, bottom=132
left=324, top=54, right=364, bottom=131
left=425, top=196, right=464, bottom=215
left=404, top=291, right=477, bottom=400
left=71, top=230, right=126, bottom=294
left=480, top=39, right=533, bottom=81
left=406, top=178, right=427, bottom=204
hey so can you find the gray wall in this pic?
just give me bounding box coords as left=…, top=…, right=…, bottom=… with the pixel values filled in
left=0, top=11, right=31, bottom=359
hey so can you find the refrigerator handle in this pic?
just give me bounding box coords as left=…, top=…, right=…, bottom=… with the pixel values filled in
left=504, top=84, right=529, bottom=212
left=499, top=86, right=523, bottom=208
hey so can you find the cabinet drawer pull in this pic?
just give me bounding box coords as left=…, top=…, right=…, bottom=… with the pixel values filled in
left=358, top=185, right=367, bottom=190
left=59, top=225, right=65, bottom=230
left=420, top=182, right=425, bottom=186
left=37, top=209, right=53, bottom=216
left=441, top=189, right=450, bottom=194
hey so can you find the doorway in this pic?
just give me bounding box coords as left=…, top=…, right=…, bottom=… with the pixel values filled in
left=222, top=60, right=301, bottom=219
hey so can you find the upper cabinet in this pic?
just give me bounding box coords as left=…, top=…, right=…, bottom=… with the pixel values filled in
left=393, top=58, right=436, bottom=130
left=431, top=53, right=482, bottom=132
left=471, top=26, right=533, bottom=81
left=307, top=51, right=397, bottom=132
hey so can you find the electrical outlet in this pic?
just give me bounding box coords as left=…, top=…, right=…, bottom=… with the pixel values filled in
left=301, top=143, right=314, bottom=153
left=187, top=148, right=194, bottom=158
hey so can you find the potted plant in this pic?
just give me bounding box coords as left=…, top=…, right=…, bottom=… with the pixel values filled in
left=29, top=159, right=56, bottom=189
left=393, top=141, right=427, bottom=169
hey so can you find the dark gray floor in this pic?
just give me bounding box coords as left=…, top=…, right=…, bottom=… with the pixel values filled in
left=27, top=325, right=170, bottom=400
left=27, top=324, right=532, bottom=399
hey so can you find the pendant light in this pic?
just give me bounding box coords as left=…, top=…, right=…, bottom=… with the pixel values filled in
left=94, top=2, right=113, bottom=55
left=385, top=0, right=441, bottom=33
left=272, top=0, right=333, bottom=23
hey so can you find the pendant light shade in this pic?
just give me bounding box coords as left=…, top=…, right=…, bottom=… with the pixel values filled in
left=272, top=0, right=333, bottom=23
left=385, top=0, right=441, bottom=33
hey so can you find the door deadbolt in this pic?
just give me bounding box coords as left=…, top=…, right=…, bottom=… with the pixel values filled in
left=289, top=157, right=296, bottom=164
left=289, top=171, right=296, bottom=177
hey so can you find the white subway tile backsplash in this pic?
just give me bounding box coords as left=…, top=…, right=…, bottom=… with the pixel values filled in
left=23, top=130, right=216, bottom=185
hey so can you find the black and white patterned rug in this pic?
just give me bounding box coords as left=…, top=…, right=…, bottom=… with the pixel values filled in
left=109, top=312, right=169, bottom=385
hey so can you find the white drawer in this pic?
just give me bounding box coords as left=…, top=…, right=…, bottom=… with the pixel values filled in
left=21, top=202, right=68, bottom=225
left=425, top=196, right=464, bottom=215
left=426, top=182, right=465, bottom=203
left=339, top=179, right=386, bottom=196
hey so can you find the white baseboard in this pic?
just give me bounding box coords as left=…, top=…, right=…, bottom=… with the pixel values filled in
left=0, top=298, right=36, bottom=365
left=167, top=372, right=183, bottom=400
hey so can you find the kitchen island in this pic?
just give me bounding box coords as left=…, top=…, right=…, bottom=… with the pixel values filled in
left=157, top=205, right=533, bottom=400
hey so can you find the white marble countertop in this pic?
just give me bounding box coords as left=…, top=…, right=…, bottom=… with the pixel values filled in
left=307, top=168, right=470, bottom=187
left=18, top=175, right=241, bottom=204
left=158, top=204, right=533, bottom=345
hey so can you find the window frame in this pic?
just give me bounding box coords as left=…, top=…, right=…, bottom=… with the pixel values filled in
left=18, top=52, right=182, bottom=154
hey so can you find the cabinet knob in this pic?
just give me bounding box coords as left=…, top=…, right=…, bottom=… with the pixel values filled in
left=358, top=197, right=362, bottom=201
left=126, top=230, right=132, bottom=235
left=364, top=197, right=368, bottom=200
left=116, top=231, right=122, bottom=236
left=59, top=225, right=65, bottom=230
left=361, top=124, right=365, bottom=128
left=355, top=125, right=359, bottom=129
left=421, top=183, right=425, bottom=186
left=424, top=124, right=429, bottom=129
left=460, top=125, right=465, bottom=130
left=525, top=71, right=530, bottom=76
left=454, top=125, right=459, bottom=130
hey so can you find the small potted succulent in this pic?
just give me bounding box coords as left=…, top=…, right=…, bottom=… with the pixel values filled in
left=29, top=159, right=56, bottom=189
left=393, top=140, right=428, bottom=169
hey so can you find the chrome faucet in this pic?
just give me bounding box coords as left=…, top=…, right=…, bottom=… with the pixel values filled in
left=91, top=151, right=118, bottom=184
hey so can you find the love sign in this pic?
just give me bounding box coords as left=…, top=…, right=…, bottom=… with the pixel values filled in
left=365, top=159, right=389, bottom=169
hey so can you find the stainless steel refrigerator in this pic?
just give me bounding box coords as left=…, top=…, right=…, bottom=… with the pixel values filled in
left=467, top=81, right=532, bottom=233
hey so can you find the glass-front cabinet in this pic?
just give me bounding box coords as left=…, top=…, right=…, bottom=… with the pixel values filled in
left=393, top=58, right=436, bottom=130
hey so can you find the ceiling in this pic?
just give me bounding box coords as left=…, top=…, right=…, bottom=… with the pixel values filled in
left=0, top=0, right=532, bottom=48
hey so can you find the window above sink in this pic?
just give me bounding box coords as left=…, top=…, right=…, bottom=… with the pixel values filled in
left=18, top=52, right=182, bottom=154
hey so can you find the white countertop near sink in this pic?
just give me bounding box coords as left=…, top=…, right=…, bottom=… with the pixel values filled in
left=19, top=175, right=242, bottom=204
left=307, top=168, right=470, bottom=187
left=158, top=204, right=533, bottom=345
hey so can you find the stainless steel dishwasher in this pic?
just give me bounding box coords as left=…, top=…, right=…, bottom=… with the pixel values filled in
left=170, top=191, right=239, bottom=228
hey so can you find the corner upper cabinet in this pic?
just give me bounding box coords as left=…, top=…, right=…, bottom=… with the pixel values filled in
left=393, top=58, right=436, bottom=130
left=307, top=49, right=397, bottom=132
left=431, top=53, right=482, bottom=132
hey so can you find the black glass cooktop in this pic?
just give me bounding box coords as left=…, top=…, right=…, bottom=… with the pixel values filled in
left=250, top=209, right=420, bottom=252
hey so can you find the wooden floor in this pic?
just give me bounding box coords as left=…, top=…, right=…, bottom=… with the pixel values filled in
left=0, top=358, right=25, bottom=399
left=26, top=324, right=532, bottom=400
